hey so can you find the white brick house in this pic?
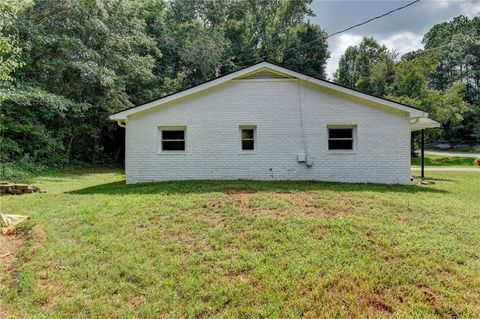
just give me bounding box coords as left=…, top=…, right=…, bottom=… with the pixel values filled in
left=110, top=62, right=439, bottom=184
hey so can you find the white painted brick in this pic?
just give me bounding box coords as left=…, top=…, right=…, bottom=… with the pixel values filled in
left=125, top=80, right=411, bottom=184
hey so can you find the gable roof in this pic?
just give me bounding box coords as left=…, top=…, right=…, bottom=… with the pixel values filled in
left=110, top=61, right=429, bottom=121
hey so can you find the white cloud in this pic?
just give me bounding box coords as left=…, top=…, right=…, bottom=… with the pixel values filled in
left=460, top=1, right=480, bottom=18
left=326, top=33, right=363, bottom=80
left=380, top=31, right=424, bottom=56
left=326, top=32, right=424, bottom=80
left=437, top=0, right=452, bottom=8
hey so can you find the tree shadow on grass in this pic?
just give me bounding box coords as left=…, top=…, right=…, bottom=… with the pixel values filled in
left=68, top=179, right=448, bottom=195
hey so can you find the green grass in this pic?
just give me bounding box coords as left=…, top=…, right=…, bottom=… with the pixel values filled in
left=411, top=154, right=477, bottom=167
left=427, top=147, right=480, bottom=154
left=1, top=169, right=479, bottom=318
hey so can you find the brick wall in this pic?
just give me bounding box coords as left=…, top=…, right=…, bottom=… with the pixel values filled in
left=125, top=79, right=411, bottom=184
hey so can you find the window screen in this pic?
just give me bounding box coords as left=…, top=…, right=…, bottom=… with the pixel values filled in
left=162, top=129, right=185, bottom=151
left=328, top=128, right=353, bottom=150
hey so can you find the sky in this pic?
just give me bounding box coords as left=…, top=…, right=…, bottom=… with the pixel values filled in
left=309, top=0, right=480, bottom=79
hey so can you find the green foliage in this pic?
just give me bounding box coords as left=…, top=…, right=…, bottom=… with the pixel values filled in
left=422, top=15, right=480, bottom=139
left=387, top=49, right=472, bottom=140
left=411, top=154, right=476, bottom=167
left=0, top=1, right=28, bottom=82
left=0, top=158, right=49, bottom=180
left=334, top=37, right=396, bottom=96
left=335, top=16, right=479, bottom=141
left=1, top=2, right=477, bottom=169
left=282, top=22, right=330, bottom=78
left=1, top=0, right=329, bottom=167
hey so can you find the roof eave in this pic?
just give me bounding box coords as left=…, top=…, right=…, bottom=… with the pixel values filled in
left=410, top=117, right=441, bottom=131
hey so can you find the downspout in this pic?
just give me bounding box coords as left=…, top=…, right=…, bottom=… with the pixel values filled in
left=117, top=120, right=126, bottom=128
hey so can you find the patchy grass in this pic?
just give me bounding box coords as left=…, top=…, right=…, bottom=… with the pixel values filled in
left=1, top=169, right=479, bottom=318
left=411, top=154, right=477, bottom=167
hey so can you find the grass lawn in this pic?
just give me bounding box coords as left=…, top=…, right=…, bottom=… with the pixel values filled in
left=1, top=170, right=479, bottom=318
left=411, top=154, right=477, bottom=167
left=426, top=147, right=480, bottom=154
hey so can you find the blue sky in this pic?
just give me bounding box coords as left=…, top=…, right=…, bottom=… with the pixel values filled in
left=308, top=0, right=480, bottom=79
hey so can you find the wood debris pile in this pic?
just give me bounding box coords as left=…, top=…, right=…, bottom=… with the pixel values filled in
left=1, top=214, right=30, bottom=235
left=0, top=181, right=46, bottom=195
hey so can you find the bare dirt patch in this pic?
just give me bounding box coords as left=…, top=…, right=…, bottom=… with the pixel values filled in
left=225, top=190, right=354, bottom=218
left=31, top=224, right=47, bottom=246
left=0, top=233, right=26, bottom=276
left=0, top=226, right=41, bottom=319
left=361, top=293, right=394, bottom=315
left=0, top=224, right=46, bottom=279
left=418, top=284, right=458, bottom=319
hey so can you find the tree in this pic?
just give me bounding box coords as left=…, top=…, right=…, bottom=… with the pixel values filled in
left=1, top=0, right=330, bottom=172
left=0, top=1, right=28, bottom=82
left=334, top=46, right=358, bottom=88
left=388, top=57, right=470, bottom=139
left=422, top=15, right=480, bottom=139
left=147, top=0, right=328, bottom=81
left=334, top=37, right=396, bottom=96
left=282, top=22, right=330, bottom=78
left=1, top=0, right=160, bottom=165
left=333, top=16, right=478, bottom=141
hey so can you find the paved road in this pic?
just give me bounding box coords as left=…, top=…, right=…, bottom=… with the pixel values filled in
left=411, top=167, right=479, bottom=172
left=424, top=150, right=480, bottom=158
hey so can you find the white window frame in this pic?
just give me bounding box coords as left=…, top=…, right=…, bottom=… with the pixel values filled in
left=158, top=126, right=186, bottom=153
left=239, top=125, right=256, bottom=153
left=327, top=124, right=357, bottom=154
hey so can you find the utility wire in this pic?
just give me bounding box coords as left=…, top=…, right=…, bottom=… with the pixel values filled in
left=220, top=0, right=422, bottom=67
left=327, top=0, right=421, bottom=39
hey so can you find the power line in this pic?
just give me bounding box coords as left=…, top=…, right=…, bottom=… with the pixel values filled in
left=220, top=0, right=422, bottom=67
left=326, top=0, right=421, bottom=39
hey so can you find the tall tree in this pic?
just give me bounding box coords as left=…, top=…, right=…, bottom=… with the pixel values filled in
left=388, top=58, right=469, bottom=138
left=282, top=22, right=330, bottom=78
left=1, top=0, right=330, bottom=172
left=1, top=0, right=160, bottom=164
left=334, top=37, right=396, bottom=96
left=422, top=15, right=480, bottom=139
left=0, top=1, right=26, bottom=82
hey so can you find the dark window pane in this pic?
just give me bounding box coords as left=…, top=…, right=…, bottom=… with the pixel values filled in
left=242, top=140, right=254, bottom=150
left=162, top=130, right=184, bottom=140
left=329, top=140, right=353, bottom=150
left=329, top=129, right=352, bottom=139
left=242, top=129, right=254, bottom=139
left=162, top=141, right=185, bottom=151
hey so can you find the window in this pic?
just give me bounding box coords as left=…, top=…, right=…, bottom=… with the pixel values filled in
left=161, top=128, right=185, bottom=151
left=241, top=127, right=255, bottom=151
left=328, top=127, right=354, bottom=150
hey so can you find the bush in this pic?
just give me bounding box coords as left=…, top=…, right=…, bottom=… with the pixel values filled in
left=0, top=157, right=121, bottom=181
left=0, top=158, right=50, bottom=181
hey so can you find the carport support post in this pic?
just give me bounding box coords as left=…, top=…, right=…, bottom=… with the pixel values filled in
left=421, top=129, right=425, bottom=179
